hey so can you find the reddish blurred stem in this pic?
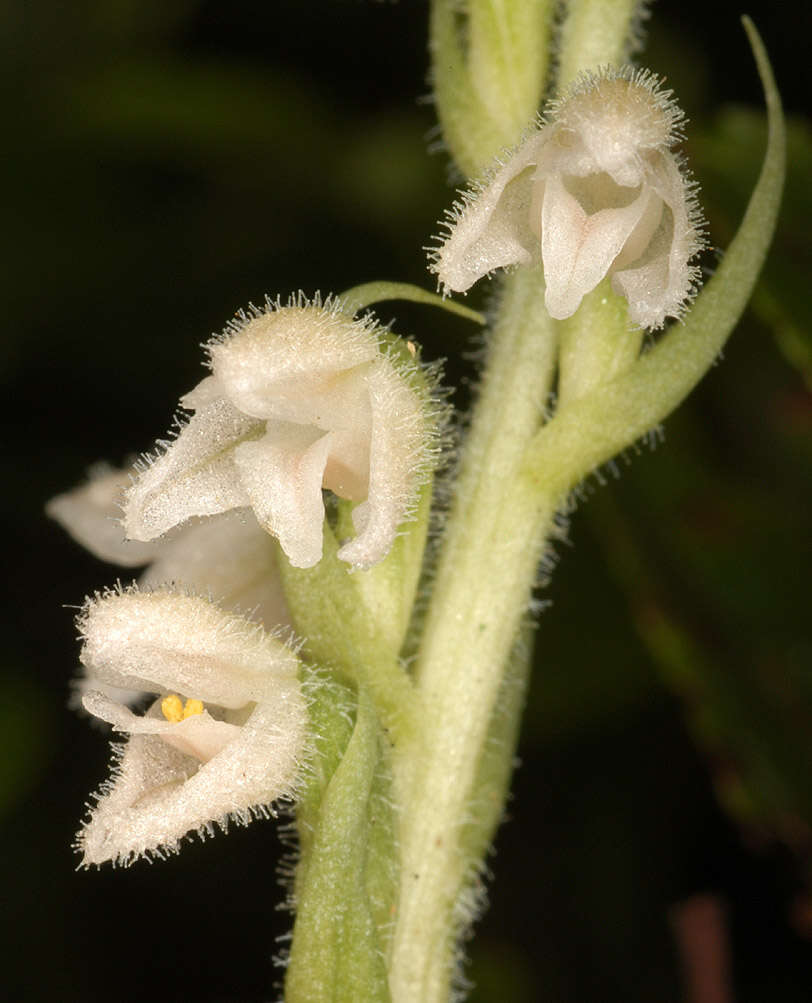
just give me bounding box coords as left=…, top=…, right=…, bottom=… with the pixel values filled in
left=670, top=893, right=735, bottom=1003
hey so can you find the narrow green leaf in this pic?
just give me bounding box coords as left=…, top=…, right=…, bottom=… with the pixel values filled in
left=286, top=690, right=392, bottom=1003
left=339, top=280, right=484, bottom=325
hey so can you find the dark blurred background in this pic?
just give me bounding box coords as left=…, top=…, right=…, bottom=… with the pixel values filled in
left=2, top=1, right=811, bottom=999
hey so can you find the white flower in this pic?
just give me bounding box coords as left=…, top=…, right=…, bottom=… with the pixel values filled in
left=76, top=586, right=307, bottom=865
left=47, top=465, right=290, bottom=630
left=430, top=67, right=705, bottom=330
left=123, top=297, right=434, bottom=570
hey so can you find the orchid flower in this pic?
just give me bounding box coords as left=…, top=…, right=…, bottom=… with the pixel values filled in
left=431, top=67, right=706, bottom=330
left=76, top=586, right=307, bottom=865
left=47, top=465, right=290, bottom=629
left=123, top=296, right=435, bottom=570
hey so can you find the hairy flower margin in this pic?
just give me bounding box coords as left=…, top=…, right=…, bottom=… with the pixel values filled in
left=124, top=295, right=439, bottom=570
left=430, top=67, right=706, bottom=330
left=76, top=586, right=308, bottom=866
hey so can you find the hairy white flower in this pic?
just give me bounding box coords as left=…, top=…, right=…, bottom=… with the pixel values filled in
left=76, top=587, right=307, bottom=865
left=431, top=67, right=705, bottom=329
left=124, top=297, right=434, bottom=570
left=47, top=465, right=290, bottom=629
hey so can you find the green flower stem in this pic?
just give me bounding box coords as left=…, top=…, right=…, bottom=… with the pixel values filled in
left=457, top=617, right=537, bottom=876
left=388, top=268, right=558, bottom=1001
left=278, top=527, right=419, bottom=748
left=556, top=277, right=641, bottom=407
left=556, top=0, right=644, bottom=90
left=387, top=22, right=782, bottom=998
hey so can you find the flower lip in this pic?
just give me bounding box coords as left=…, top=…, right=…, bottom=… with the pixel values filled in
left=429, top=66, right=705, bottom=330
left=83, top=689, right=242, bottom=763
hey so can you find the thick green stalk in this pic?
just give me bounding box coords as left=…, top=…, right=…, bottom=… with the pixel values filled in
left=386, top=22, right=783, bottom=998
left=388, top=268, right=559, bottom=1001
left=556, top=0, right=645, bottom=90
left=430, top=0, right=554, bottom=177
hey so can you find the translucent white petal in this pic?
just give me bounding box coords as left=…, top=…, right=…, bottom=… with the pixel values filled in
left=611, top=186, right=664, bottom=271
left=541, top=177, right=653, bottom=319
left=124, top=397, right=262, bottom=542
left=47, top=467, right=163, bottom=567
left=613, top=153, right=701, bottom=328
left=179, top=374, right=227, bottom=411
left=552, top=74, right=676, bottom=182
left=79, top=589, right=299, bottom=708
left=321, top=426, right=371, bottom=501
left=433, top=131, right=547, bottom=293
left=611, top=250, right=672, bottom=329
left=139, top=509, right=290, bottom=628
left=337, top=360, right=427, bottom=569
left=234, top=425, right=333, bottom=569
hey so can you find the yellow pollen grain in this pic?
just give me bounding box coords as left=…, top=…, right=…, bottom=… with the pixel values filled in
left=161, top=693, right=184, bottom=723
left=183, top=698, right=204, bottom=719
left=161, top=694, right=205, bottom=722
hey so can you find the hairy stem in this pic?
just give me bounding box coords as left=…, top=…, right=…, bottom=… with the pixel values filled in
left=387, top=268, right=559, bottom=1001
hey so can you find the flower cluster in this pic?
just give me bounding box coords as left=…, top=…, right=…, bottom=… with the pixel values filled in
left=431, top=67, right=705, bottom=329
left=50, top=297, right=436, bottom=864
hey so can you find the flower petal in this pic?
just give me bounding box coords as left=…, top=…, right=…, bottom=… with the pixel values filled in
left=234, top=425, right=333, bottom=569
left=541, top=176, right=655, bottom=319
left=77, top=683, right=306, bottom=866
left=612, top=154, right=703, bottom=328
left=337, top=359, right=428, bottom=569
left=47, top=466, right=163, bottom=566
left=209, top=304, right=379, bottom=422
left=139, top=509, right=291, bottom=628
left=431, top=131, right=547, bottom=293
left=79, top=588, right=299, bottom=708
left=124, top=396, right=263, bottom=542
